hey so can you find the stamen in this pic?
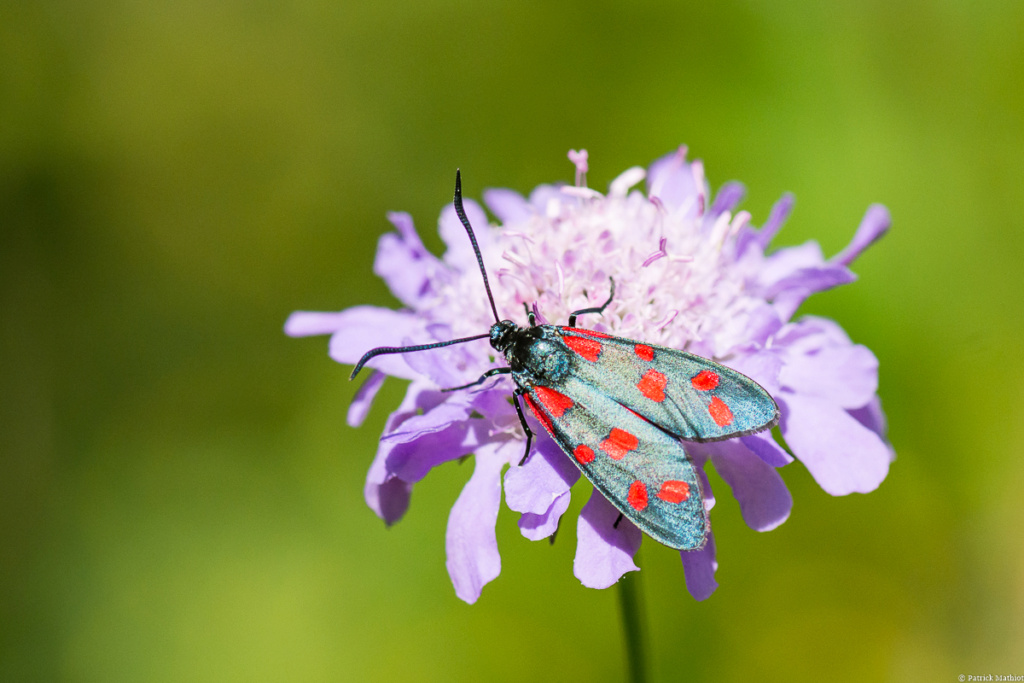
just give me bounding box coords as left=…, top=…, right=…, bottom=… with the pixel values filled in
left=544, top=197, right=562, bottom=218
left=653, top=310, right=678, bottom=330
left=502, top=250, right=529, bottom=268
left=708, top=211, right=732, bottom=250
left=692, top=160, right=706, bottom=217
left=568, top=149, right=589, bottom=187
left=609, top=166, right=646, bottom=197
left=496, top=269, right=531, bottom=289
left=555, top=261, right=565, bottom=297
left=642, top=238, right=668, bottom=268
left=503, top=231, right=535, bottom=245
left=731, top=211, right=751, bottom=236
left=561, top=186, right=603, bottom=200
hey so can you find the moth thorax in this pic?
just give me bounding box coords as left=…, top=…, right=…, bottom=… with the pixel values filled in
left=522, top=338, right=570, bottom=383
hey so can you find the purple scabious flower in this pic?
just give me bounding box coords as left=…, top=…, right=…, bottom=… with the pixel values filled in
left=286, top=146, right=893, bottom=604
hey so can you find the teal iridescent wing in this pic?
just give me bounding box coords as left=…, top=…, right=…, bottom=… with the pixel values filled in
left=521, top=376, right=708, bottom=550
left=556, top=327, right=779, bottom=442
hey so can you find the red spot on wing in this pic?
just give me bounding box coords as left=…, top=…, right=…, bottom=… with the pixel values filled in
left=627, top=481, right=649, bottom=511
left=573, top=444, right=595, bottom=465
left=657, top=480, right=691, bottom=504
left=637, top=369, right=667, bottom=402
left=708, top=396, right=734, bottom=427
left=533, top=385, right=573, bottom=418
left=634, top=344, right=654, bottom=361
left=600, top=428, right=639, bottom=460
left=691, top=370, right=720, bottom=391
left=564, top=335, right=602, bottom=362
left=522, top=393, right=555, bottom=434
left=560, top=327, right=611, bottom=339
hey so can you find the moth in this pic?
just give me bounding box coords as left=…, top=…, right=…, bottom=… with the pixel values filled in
left=351, top=171, right=779, bottom=549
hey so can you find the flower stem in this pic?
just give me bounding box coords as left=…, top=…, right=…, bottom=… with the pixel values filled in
left=617, top=568, right=648, bottom=683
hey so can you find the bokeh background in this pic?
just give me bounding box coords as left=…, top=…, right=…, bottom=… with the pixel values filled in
left=3, top=1, right=1023, bottom=680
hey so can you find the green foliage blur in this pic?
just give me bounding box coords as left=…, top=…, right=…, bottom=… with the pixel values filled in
left=3, top=1, right=1023, bottom=680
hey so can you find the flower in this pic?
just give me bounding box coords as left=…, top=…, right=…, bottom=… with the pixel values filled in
left=286, top=146, right=893, bottom=604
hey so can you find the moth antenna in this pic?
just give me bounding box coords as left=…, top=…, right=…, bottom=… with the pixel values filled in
left=350, top=333, right=490, bottom=380
left=454, top=170, right=501, bottom=324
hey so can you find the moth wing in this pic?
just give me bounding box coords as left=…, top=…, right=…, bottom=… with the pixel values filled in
left=558, top=327, right=779, bottom=442
left=522, top=376, right=708, bottom=550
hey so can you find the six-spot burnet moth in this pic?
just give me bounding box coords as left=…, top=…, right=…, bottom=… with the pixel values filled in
left=350, top=171, right=780, bottom=550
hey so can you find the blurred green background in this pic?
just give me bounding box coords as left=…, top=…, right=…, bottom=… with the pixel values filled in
left=3, top=0, right=1023, bottom=680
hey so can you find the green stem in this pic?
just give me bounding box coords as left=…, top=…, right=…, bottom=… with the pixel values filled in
left=617, top=568, right=648, bottom=683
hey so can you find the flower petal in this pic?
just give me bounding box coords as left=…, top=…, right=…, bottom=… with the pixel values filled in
left=775, top=315, right=853, bottom=353
left=373, top=211, right=442, bottom=308
left=832, top=204, right=891, bottom=267
left=471, top=385, right=519, bottom=421
left=484, top=188, right=532, bottom=225
left=761, top=245, right=857, bottom=320
left=726, top=347, right=783, bottom=395
left=708, top=440, right=792, bottom=532
left=742, top=304, right=785, bottom=349
left=766, top=264, right=857, bottom=301
left=364, top=452, right=411, bottom=526
left=753, top=192, right=795, bottom=251
left=696, top=464, right=716, bottom=513
left=381, top=390, right=475, bottom=445
left=646, top=146, right=701, bottom=216
left=680, top=532, right=718, bottom=601
left=518, top=491, right=571, bottom=540
left=284, top=311, right=348, bottom=337
left=383, top=395, right=493, bottom=483
left=504, top=433, right=580, bottom=515
left=848, top=395, right=889, bottom=442
left=709, top=181, right=746, bottom=218
left=326, top=306, right=426, bottom=379
left=780, top=392, right=891, bottom=495
left=399, top=331, right=491, bottom=388
left=366, top=428, right=411, bottom=525
left=445, top=440, right=518, bottom=604
left=363, top=382, right=438, bottom=524
left=347, top=370, right=385, bottom=428
left=439, top=198, right=493, bottom=273
left=574, top=489, right=642, bottom=588
left=758, top=241, right=826, bottom=290
left=779, top=344, right=879, bottom=409
left=740, top=433, right=794, bottom=467
left=388, top=422, right=493, bottom=483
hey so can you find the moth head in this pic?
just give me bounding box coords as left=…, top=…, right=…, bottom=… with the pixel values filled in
left=489, top=320, right=519, bottom=353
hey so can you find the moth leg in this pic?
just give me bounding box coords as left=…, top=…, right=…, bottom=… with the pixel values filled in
left=613, top=512, right=624, bottom=529
left=522, top=302, right=536, bottom=327
left=512, top=389, right=534, bottom=466
left=440, top=367, right=512, bottom=392
left=567, top=277, right=616, bottom=327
